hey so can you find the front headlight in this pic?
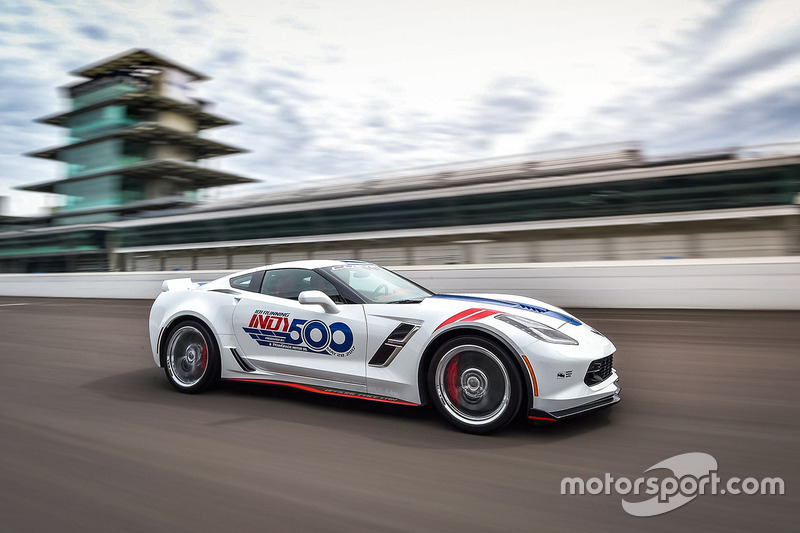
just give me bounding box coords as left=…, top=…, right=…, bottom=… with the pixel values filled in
left=494, top=313, right=579, bottom=345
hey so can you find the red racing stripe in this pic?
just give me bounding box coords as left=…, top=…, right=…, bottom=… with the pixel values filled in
left=227, top=379, right=419, bottom=406
left=460, top=309, right=500, bottom=322
left=435, top=308, right=500, bottom=330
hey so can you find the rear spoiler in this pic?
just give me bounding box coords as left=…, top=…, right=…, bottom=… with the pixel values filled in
left=161, top=278, right=199, bottom=292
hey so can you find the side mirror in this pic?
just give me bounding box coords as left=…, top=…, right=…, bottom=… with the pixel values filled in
left=298, top=290, right=340, bottom=314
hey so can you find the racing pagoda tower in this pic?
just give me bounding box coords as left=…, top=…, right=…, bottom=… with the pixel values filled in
left=9, top=49, right=254, bottom=271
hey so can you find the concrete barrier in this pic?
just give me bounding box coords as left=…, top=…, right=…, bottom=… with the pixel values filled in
left=0, top=271, right=225, bottom=300
left=0, top=257, right=798, bottom=309
left=394, top=257, right=800, bottom=310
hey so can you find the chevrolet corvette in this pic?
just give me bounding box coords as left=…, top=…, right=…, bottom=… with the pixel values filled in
left=149, top=260, right=620, bottom=433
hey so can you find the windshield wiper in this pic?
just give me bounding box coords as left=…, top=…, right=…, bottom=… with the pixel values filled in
left=388, top=298, right=427, bottom=304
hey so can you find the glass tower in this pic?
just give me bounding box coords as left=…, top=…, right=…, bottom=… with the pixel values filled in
left=0, top=49, right=254, bottom=272
left=22, top=49, right=254, bottom=225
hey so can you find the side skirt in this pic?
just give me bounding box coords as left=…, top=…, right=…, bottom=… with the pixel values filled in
left=226, top=378, right=420, bottom=407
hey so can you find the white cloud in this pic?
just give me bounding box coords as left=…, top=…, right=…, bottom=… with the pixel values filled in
left=1, top=0, right=799, bottom=214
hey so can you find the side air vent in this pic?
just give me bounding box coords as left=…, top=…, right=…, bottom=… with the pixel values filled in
left=368, top=323, right=420, bottom=367
left=229, top=347, right=256, bottom=372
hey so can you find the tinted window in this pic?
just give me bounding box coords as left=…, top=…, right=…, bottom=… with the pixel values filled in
left=260, top=268, right=342, bottom=302
left=230, top=271, right=265, bottom=293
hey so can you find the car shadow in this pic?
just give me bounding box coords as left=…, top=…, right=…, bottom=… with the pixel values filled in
left=84, top=368, right=618, bottom=449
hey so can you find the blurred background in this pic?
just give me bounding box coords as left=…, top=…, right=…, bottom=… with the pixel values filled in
left=0, top=0, right=798, bottom=273
left=1, top=3, right=799, bottom=533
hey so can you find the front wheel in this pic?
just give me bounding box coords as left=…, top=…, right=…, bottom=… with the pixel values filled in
left=164, top=320, right=220, bottom=393
left=428, top=336, right=523, bottom=434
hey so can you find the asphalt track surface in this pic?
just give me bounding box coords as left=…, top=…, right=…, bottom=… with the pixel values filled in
left=1, top=297, right=797, bottom=533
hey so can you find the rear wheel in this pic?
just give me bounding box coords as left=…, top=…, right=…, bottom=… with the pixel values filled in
left=164, top=320, right=219, bottom=393
left=428, top=336, right=522, bottom=434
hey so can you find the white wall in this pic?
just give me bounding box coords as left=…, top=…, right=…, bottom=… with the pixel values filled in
left=394, top=258, right=800, bottom=309
left=0, top=258, right=798, bottom=309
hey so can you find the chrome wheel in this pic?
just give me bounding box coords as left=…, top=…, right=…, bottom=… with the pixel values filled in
left=166, top=325, right=210, bottom=388
left=434, top=344, right=512, bottom=427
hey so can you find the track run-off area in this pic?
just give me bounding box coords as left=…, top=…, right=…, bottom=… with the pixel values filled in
left=1, top=297, right=797, bottom=532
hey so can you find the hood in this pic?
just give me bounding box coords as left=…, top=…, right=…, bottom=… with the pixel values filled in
left=431, top=293, right=581, bottom=328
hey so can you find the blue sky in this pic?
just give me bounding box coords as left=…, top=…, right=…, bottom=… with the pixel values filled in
left=1, top=0, right=799, bottom=215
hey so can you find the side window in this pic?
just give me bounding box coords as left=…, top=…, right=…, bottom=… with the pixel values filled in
left=230, top=271, right=265, bottom=293
left=260, top=269, right=342, bottom=302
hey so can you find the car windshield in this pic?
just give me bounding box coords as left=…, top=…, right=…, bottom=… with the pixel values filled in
left=321, top=263, right=434, bottom=303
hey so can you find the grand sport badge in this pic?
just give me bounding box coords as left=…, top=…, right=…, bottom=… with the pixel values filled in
left=243, top=311, right=355, bottom=357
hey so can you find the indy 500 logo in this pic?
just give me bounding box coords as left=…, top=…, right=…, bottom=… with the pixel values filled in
left=244, top=310, right=355, bottom=357
left=561, top=452, right=784, bottom=516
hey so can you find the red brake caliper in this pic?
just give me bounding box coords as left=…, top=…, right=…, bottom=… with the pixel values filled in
left=445, top=355, right=461, bottom=407
left=201, top=344, right=208, bottom=371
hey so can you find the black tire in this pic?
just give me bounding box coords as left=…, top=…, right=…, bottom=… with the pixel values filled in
left=427, top=336, right=523, bottom=434
left=163, top=319, right=220, bottom=393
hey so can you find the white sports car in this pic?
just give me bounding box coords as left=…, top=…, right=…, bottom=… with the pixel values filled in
left=149, top=260, right=620, bottom=433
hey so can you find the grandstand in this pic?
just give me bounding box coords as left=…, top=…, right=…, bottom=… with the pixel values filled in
left=112, top=141, right=800, bottom=271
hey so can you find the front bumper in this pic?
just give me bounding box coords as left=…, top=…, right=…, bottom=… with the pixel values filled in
left=528, top=384, right=621, bottom=423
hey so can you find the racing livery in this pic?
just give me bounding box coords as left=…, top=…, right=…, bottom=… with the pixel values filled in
left=149, top=260, right=620, bottom=433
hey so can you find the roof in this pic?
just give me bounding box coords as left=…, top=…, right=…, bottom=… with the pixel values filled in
left=157, top=152, right=798, bottom=221
left=37, top=93, right=236, bottom=130
left=19, top=159, right=256, bottom=193
left=0, top=223, right=112, bottom=241
left=284, top=259, right=361, bottom=267
left=203, top=260, right=369, bottom=283
left=28, top=122, right=246, bottom=160
left=0, top=214, right=32, bottom=223
left=263, top=259, right=369, bottom=271
left=199, top=142, right=800, bottom=214
left=71, top=49, right=209, bottom=82
left=110, top=205, right=799, bottom=254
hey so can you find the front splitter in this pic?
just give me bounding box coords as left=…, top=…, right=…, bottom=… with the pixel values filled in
left=528, top=387, right=621, bottom=423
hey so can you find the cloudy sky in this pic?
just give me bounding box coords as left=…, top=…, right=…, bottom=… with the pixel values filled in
left=1, top=0, right=799, bottom=215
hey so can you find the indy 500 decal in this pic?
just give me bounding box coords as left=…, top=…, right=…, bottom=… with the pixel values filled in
left=243, top=310, right=355, bottom=357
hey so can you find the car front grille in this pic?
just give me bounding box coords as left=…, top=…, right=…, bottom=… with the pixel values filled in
left=584, top=354, right=614, bottom=386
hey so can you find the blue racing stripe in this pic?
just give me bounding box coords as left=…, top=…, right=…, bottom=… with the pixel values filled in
left=431, top=294, right=581, bottom=326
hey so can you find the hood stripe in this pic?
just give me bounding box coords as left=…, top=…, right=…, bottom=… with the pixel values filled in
left=435, top=308, right=501, bottom=331
left=431, top=294, right=581, bottom=326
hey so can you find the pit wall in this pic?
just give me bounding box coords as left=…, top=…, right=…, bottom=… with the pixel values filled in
left=0, top=257, right=798, bottom=310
